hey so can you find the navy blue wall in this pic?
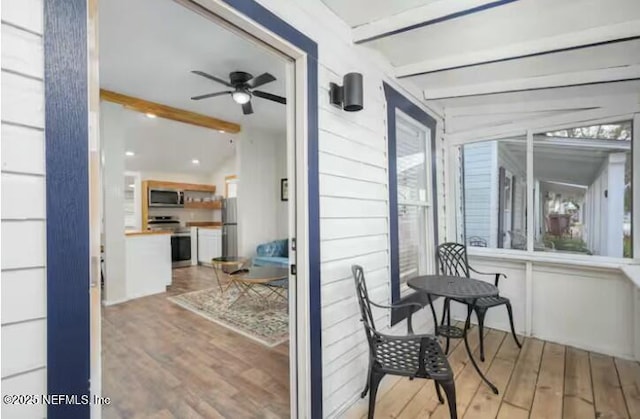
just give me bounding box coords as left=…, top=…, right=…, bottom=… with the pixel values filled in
left=44, top=0, right=91, bottom=417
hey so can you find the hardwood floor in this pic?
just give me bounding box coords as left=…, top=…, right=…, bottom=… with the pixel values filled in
left=102, top=266, right=290, bottom=419
left=345, top=324, right=640, bottom=419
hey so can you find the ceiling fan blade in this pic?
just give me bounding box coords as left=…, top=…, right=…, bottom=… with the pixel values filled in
left=248, top=72, right=276, bottom=88
left=242, top=101, right=254, bottom=115
left=190, top=91, right=232, bottom=100
left=253, top=90, right=286, bottom=104
left=191, top=70, right=232, bottom=87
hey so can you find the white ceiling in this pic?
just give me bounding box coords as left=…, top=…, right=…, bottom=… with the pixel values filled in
left=409, top=40, right=640, bottom=92
left=362, top=0, right=639, bottom=66
left=115, top=106, right=236, bottom=175
left=99, top=0, right=288, bottom=133
left=322, top=0, right=439, bottom=27
left=322, top=0, right=640, bottom=113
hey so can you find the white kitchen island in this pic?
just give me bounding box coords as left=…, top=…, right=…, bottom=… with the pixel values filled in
left=124, top=231, right=172, bottom=300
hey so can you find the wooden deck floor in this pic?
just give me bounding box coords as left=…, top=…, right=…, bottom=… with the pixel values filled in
left=345, top=324, right=640, bottom=419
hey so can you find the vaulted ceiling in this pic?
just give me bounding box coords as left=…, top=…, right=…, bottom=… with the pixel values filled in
left=100, top=0, right=288, bottom=134
left=323, top=0, right=640, bottom=125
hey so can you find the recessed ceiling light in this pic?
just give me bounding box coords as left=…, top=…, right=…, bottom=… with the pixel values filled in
left=145, top=113, right=157, bottom=118
left=125, top=151, right=135, bottom=157
left=218, top=130, right=225, bottom=133
left=192, top=159, right=200, bottom=165
left=128, top=184, right=135, bottom=188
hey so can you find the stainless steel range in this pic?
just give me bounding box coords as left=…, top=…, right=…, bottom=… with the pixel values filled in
left=147, top=216, right=191, bottom=268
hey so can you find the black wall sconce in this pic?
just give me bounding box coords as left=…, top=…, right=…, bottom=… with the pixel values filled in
left=329, top=72, right=363, bottom=112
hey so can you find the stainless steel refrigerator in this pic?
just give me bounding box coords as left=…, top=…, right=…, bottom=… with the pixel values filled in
left=222, top=198, right=238, bottom=257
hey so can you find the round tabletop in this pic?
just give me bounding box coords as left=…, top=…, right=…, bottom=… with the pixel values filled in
left=211, top=256, right=248, bottom=266
left=407, top=275, right=498, bottom=299
left=233, top=266, right=289, bottom=284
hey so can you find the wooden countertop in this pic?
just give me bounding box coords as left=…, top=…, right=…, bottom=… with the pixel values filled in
left=186, top=221, right=222, bottom=227
left=125, top=230, right=172, bottom=237
left=197, top=226, right=221, bottom=230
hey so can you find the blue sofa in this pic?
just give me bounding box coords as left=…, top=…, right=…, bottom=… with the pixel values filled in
left=253, top=239, right=289, bottom=268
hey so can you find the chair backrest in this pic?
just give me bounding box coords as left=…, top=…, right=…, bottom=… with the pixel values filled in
left=351, top=265, right=378, bottom=347
left=468, top=236, right=488, bottom=247
left=437, top=242, right=470, bottom=278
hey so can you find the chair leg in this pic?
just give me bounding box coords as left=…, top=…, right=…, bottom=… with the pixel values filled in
left=475, top=307, right=487, bottom=362
left=440, top=298, right=448, bottom=326
left=444, top=299, right=451, bottom=354
left=505, top=301, right=522, bottom=348
left=438, top=378, right=458, bottom=419
left=434, top=381, right=444, bottom=404
left=367, top=369, right=385, bottom=419
left=361, top=359, right=372, bottom=398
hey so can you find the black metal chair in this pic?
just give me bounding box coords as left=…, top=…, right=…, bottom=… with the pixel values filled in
left=467, top=236, right=488, bottom=248
left=352, top=265, right=457, bottom=419
left=436, top=243, right=522, bottom=361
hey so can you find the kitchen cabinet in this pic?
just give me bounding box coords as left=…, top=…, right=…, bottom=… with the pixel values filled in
left=197, top=228, right=222, bottom=265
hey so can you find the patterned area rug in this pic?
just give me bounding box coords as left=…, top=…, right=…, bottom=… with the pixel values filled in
left=168, top=286, right=288, bottom=348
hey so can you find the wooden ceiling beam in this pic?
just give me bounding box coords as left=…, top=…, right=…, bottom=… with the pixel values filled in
left=99, top=89, right=241, bottom=133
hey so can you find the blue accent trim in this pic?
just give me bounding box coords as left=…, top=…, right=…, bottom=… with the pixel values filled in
left=399, top=36, right=640, bottom=78
left=220, top=0, right=317, bottom=59
left=307, top=56, right=322, bottom=418
left=44, top=0, right=91, bottom=418
left=383, top=83, right=439, bottom=312
left=356, top=0, right=519, bottom=44
left=45, top=0, right=321, bottom=418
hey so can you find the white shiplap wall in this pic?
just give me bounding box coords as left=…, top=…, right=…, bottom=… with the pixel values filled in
left=1, top=0, right=48, bottom=418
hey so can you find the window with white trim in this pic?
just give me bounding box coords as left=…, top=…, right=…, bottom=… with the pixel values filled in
left=535, top=122, right=632, bottom=258
left=395, top=112, right=435, bottom=293
left=457, top=137, right=527, bottom=250
left=455, top=121, right=633, bottom=259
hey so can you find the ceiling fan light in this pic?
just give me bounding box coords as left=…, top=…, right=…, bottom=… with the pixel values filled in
left=232, top=91, right=251, bottom=104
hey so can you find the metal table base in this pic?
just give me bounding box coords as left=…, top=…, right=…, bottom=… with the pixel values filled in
left=426, top=294, right=499, bottom=394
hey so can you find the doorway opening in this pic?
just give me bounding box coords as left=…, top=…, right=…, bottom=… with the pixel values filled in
left=97, top=0, right=297, bottom=417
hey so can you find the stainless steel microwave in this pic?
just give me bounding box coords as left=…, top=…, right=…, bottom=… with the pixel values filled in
left=149, top=189, right=184, bottom=207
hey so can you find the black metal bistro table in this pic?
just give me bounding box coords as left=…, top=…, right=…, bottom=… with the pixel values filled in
left=408, top=274, right=500, bottom=394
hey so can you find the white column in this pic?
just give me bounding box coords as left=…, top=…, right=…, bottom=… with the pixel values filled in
left=533, top=180, right=541, bottom=242
left=526, top=130, right=534, bottom=252
left=634, top=114, right=640, bottom=260
left=101, top=102, right=128, bottom=304
left=606, top=153, right=626, bottom=257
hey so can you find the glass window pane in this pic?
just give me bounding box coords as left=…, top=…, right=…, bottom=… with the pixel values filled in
left=534, top=122, right=632, bottom=257
left=398, top=204, right=428, bottom=283
left=396, top=121, right=429, bottom=203
left=459, top=138, right=527, bottom=250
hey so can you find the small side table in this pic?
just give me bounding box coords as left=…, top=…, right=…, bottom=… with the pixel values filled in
left=408, top=274, right=500, bottom=394
left=211, top=256, right=248, bottom=293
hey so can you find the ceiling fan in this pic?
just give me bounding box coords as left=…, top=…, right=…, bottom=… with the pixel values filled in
left=190, top=70, right=286, bottom=115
